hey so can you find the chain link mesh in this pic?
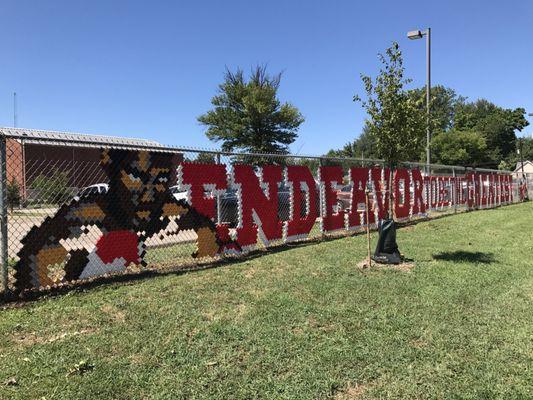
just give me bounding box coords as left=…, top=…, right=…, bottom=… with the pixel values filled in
left=0, top=130, right=526, bottom=297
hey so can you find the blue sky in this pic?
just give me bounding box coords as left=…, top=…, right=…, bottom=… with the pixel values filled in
left=1, top=0, right=532, bottom=155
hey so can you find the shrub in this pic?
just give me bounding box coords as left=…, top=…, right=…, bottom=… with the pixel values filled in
left=30, top=169, right=71, bottom=205
left=7, top=178, right=21, bottom=212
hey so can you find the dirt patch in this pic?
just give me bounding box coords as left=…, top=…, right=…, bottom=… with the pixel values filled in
left=243, top=267, right=256, bottom=279
left=410, top=338, right=428, bottom=348
left=11, top=328, right=97, bottom=347
left=100, top=304, right=126, bottom=323
left=357, top=259, right=415, bottom=272
left=335, top=382, right=372, bottom=399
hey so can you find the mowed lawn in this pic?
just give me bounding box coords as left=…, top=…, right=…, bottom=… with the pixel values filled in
left=1, top=203, right=532, bottom=399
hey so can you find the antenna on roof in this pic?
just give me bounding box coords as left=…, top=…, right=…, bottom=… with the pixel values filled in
left=13, top=92, right=17, bottom=128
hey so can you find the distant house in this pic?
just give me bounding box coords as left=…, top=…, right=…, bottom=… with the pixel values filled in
left=2, top=127, right=170, bottom=200
left=513, top=160, right=533, bottom=179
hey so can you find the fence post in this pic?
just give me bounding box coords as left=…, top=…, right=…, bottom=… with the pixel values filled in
left=216, top=152, right=222, bottom=225
left=452, top=167, right=457, bottom=214
left=319, top=157, right=325, bottom=239
left=472, top=168, right=478, bottom=210
left=0, top=135, right=9, bottom=294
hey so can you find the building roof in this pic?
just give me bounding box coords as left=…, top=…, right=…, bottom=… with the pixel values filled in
left=514, top=160, right=533, bottom=173
left=0, top=127, right=163, bottom=147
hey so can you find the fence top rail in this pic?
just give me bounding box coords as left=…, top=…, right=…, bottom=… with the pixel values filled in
left=1, top=126, right=511, bottom=174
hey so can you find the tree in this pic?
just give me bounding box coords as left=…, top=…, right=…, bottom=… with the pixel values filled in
left=198, top=66, right=305, bottom=155
left=503, top=136, right=533, bottom=170
left=194, top=152, right=217, bottom=164
left=325, top=125, right=379, bottom=162
left=430, top=130, right=487, bottom=167
left=453, top=99, right=529, bottom=168
left=7, top=178, right=21, bottom=213
left=354, top=42, right=426, bottom=217
left=408, top=85, right=466, bottom=134
left=30, top=169, right=71, bottom=205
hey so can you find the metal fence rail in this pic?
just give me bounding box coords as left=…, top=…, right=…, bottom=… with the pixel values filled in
left=0, top=128, right=527, bottom=298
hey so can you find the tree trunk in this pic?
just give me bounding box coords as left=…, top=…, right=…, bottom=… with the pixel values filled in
left=388, top=166, right=394, bottom=220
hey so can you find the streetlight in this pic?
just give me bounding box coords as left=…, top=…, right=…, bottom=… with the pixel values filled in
left=407, top=28, right=431, bottom=172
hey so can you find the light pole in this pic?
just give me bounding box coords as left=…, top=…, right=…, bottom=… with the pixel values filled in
left=407, top=28, right=431, bottom=172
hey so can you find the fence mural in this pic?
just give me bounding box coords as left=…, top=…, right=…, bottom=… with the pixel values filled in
left=0, top=128, right=527, bottom=296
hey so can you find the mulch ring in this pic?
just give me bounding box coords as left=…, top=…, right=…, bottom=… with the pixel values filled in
left=357, top=259, right=415, bottom=272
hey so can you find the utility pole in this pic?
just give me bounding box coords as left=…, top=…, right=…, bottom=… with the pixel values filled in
left=407, top=27, right=431, bottom=173
left=13, top=92, right=17, bottom=128
left=519, top=138, right=529, bottom=201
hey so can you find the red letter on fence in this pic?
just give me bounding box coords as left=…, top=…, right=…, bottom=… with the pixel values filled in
left=347, top=167, right=371, bottom=229
left=179, top=162, right=229, bottom=242
left=285, top=165, right=318, bottom=240
left=370, top=168, right=390, bottom=220
left=412, top=169, right=426, bottom=215
left=319, top=166, right=345, bottom=232
left=393, top=168, right=411, bottom=219
left=233, top=165, right=283, bottom=249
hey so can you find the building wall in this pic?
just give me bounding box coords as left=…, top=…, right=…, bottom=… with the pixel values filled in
left=6, top=138, right=24, bottom=194
left=24, top=144, right=104, bottom=188
left=23, top=143, right=184, bottom=190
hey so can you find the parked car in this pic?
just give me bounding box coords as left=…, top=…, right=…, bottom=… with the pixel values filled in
left=169, top=185, right=240, bottom=227
left=168, top=183, right=315, bottom=226
left=169, top=185, right=188, bottom=202
left=74, top=183, right=109, bottom=201
left=335, top=184, right=352, bottom=212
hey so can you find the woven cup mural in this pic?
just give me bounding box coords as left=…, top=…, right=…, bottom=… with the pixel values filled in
left=13, top=149, right=239, bottom=292
left=2, top=130, right=523, bottom=295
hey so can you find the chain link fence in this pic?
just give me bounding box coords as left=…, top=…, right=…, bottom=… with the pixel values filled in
left=0, top=128, right=526, bottom=298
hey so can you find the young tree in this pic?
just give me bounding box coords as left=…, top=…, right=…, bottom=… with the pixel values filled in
left=198, top=66, right=305, bottom=155
left=354, top=42, right=426, bottom=217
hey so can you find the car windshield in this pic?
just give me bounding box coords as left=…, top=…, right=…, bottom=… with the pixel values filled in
left=79, top=187, right=99, bottom=197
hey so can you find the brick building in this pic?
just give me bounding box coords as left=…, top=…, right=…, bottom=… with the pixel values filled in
left=2, top=127, right=164, bottom=200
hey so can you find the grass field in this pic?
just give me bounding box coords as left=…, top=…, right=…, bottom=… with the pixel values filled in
left=1, top=202, right=532, bottom=399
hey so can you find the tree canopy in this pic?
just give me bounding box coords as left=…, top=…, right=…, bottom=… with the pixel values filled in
left=408, top=86, right=465, bottom=134
left=453, top=100, right=529, bottom=167
left=327, top=79, right=529, bottom=170
left=198, top=66, right=304, bottom=154
left=353, top=42, right=426, bottom=168
left=324, top=125, right=378, bottom=161
left=430, top=130, right=487, bottom=167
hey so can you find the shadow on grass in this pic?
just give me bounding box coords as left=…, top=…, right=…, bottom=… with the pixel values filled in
left=432, top=251, right=496, bottom=264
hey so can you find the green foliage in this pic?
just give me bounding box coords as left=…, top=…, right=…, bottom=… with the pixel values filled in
left=325, top=126, right=379, bottom=162
left=198, top=65, right=305, bottom=154
left=430, top=130, right=487, bottom=167
left=334, top=77, right=528, bottom=169
left=408, top=85, right=466, bottom=134
left=505, top=137, right=533, bottom=170
left=354, top=42, right=426, bottom=168
left=7, top=178, right=21, bottom=212
left=294, top=157, right=320, bottom=175
left=454, top=99, right=529, bottom=167
left=194, top=152, right=217, bottom=164
left=30, top=169, right=71, bottom=205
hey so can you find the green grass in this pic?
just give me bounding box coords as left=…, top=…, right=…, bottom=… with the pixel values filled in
left=1, top=202, right=532, bottom=399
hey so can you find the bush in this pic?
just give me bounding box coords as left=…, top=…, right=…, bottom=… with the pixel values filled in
left=30, top=169, right=71, bottom=205
left=7, top=178, right=21, bottom=212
